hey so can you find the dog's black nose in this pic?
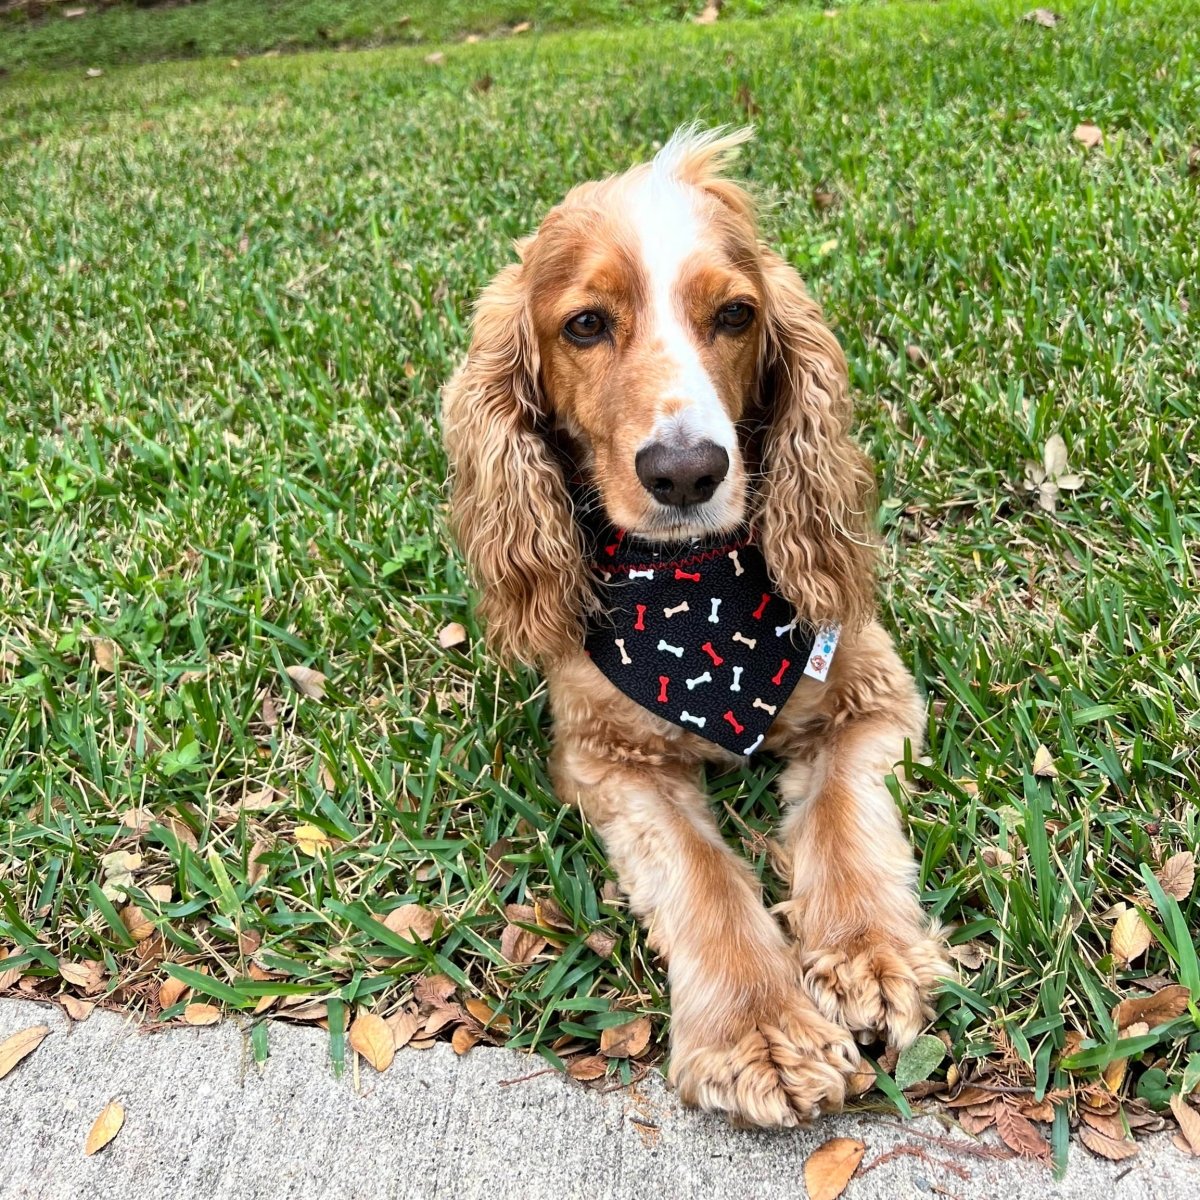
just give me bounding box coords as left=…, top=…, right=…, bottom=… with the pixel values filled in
left=635, top=440, right=729, bottom=508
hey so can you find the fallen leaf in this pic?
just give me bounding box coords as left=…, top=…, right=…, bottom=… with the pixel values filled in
left=292, top=824, right=333, bottom=856
left=500, top=923, right=547, bottom=965
left=1114, top=984, right=1191, bottom=1030
left=58, top=958, right=105, bottom=993
left=0, top=949, right=21, bottom=991
left=452, top=1025, right=480, bottom=1055
left=182, top=1003, right=221, bottom=1026
left=465, top=998, right=511, bottom=1032
left=84, top=1101, right=125, bottom=1155
left=948, top=941, right=986, bottom=969
left=284, top=664, right=326, bottom=700
left=1156, top=851, right=1195, bottom=902
left=414, top=974, right=456, bottom=1007
left=996, top=1104, right=1052, bottom=1160
left=85, top=67, right=103, bottom=79
left=247, top=837, right=273, bottom=886
left=437, top=622, right=468, bottom=649
left=600, top=1015, right=651, bottom=1059
left=388, top=1009, right=421, bottom=1049
left=90, top=638, right=117, bottom=670
left=119, top=904, right=154, bottom=942
left=382, top=904, right=437, bottom=942
left=1171, top=1095, right=1200, bottom=1154
left=694, top=0, right=721, bottom=25
left=1112, top=908, right=1152, bottom=965
left=803, top=1137, right=866, bottom=1200
left=424, top=51, right=445, bottom=66
left=158, top=976, right=189, bottom=1009
left=1073, top=122, right=1104, bottom=149
left=1032, top=744, right=1058, bottom=777
left=905, top=344, right=929, bottom=369
left=981, top=846, right=1014, bottom=868
left=1022, top=8, right=1062, bottom=26
left=894, top=1034, right=946, bottom=1090
left=349, top=1014, right=395, bottom=1072
left=0, top=1025, right=51, bottom=1079
left=121, top=808, right=152, bottom=833
left=510, top=20, right=532, bottom=34
left=61, top=995, right=94, bottom=1022
left=65, top=7, right=87, bottom=16
left=534, top=896, right=573, bottom=932
left=1079, top=1124, right=1138, bottom=1160
left=485, top=836, right=514, bottom=881
left=585, top=929, right=617, bottom=959
left=812, top=187, right=837, bottom=211
left=567, top=1054, right=608, bottom=1081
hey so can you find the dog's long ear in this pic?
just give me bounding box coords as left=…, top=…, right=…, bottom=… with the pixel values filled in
left=754, top=250, right=878, bottom=633
left=441, top=260, right=592, bottom=667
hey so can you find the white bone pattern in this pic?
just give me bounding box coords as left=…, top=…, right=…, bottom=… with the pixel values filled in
left=729, top=665, right=744, bottom=692
left=727, top=550, right=744, bottom=577
left=629, top=568, right=655, bottom=580
left=679, top=710, right=706, bottom=729
left=731, top=631, right=756, bottom=649
left=663, top=601, right=689, bottom=618
left=614, top=638, right=631, bottom=665
left=743, top=734, right=764, bottom=755
left=752, top=697, right=777, bottom=715
left=775, top=620, right=797, bottom=638
left=708, top=598, right=721, bottom=623
left=685, top=671, right=712, bottom=690
left=657, top=639, right=684, bottom=658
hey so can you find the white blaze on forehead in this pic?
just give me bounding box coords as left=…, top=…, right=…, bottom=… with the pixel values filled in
left=626, top=168, right=734, bottom=454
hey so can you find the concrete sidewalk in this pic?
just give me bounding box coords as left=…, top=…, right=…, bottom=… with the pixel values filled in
left=1, top=998, right=1192, bottom=1199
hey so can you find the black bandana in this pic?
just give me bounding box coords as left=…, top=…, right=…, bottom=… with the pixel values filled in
left=580, top=512, right=838, bottom=756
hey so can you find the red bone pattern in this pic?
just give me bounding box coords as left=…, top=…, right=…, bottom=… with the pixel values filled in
left=674, top=568, right=701, bottom=582
left=772, top=658, right=791, bottom=686
left=700, top=641, right=724, bottom=667
left=634, top=604, right=647, bottom=631
left=657, top=676, right=670, bottom=704
left=752, top=593, right=770, bottom=620
left=723, top=710, right=745, bottom=734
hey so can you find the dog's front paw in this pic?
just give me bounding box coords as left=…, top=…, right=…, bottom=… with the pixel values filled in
left=669, top=992, right=859, bottom=1128
left=795, top=929, right=950, bottom=1049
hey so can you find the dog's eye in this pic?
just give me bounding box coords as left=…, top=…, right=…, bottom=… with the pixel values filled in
left=716, top=302, right=754, bottom=332
left=564, top=311, right=608, bottom=343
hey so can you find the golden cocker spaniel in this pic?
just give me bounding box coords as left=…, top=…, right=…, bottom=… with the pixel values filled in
left=441, top=126, right=948, bottom=1128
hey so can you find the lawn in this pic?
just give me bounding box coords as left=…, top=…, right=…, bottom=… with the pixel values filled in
left=2, top=0, right=1199, bottom=1168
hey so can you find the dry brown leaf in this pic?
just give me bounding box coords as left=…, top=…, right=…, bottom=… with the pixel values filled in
left=958, top=1104, right=1000, bottom=1136
left=803, top=1137, right=866, bottom=1200
left=84, top=1101, right=125, bottom=1156
left=510, top=20, right=532, bottom=33
left=437, top=622, right=468, bottom=649
left=534, top=896, right=573, bottom=932
left=500, top=923, right=547, bottom=965
left=0, top=1025, right=51, bottom=1079
left=422, top=1007, right=462, bottom=1037
left=276, top=996, right=327, bottom=1022
left=996, top=1104, right=1052, bottom=1160
left=121, top=807, right=152, bottom=833
left=452, top=1025, right=480, bottom=1055
left=464, top=998, right=511, bottom=1032
left=600, top=1015, right=651, bottom=1059
left=414, top=974, right=456, bottom=1007
left=85, top=67, right=103, bottom=78
left=284, top=664, right=326, bottom=700
left=91, top=639, right=117, bottom=671
left=1079, top=1124, right=1138, bottom=1161
left=1171, top=1095, right=1200, bottom=1155
left=948, top=941, right=986, bottom=969
left=424, top=51, right=445, bottom=66
left=146, top=884, right=173, bottom=904
left=119, top=904, right=154, bottom=942
left=694, top=0, right=721, bottom=25
left=1156, top=851, right=1195, bottom=902
left=1112, top=908, right=1152, bottom=964
left=182, top=1003, right=221, bottom=1026
left=0, top=948, right=21, bottom=991
left=1019, top=1097, right=1055, bottom=1123
left=1073, top=122, right=1104, bottom=149
left=158, top=976, right=189, bottom=1009
left=292, top=824, right=333, bottom=856
left=981, top=846, right=1014, bottom=868
left=1081, top=1109, right=1129, bottom=1140
left=1022, top=7, right=1062, bottom=26
left=349, top=1014, right=395, bottom=1072
left=58, top=958, right=105, bottom=993
left=382, top=904, right=437, bottom=942
left=61, top=995, right=95, bottom=1022
left=247, top=837, right=272, bottom=886
left=1032, top=744, right=1058, bottom=777
left=567, top=1054, right=608, bottom=1081
left=585, top=929, right=617, bottom=959
left=388, top=1009, right=421, bottom=1050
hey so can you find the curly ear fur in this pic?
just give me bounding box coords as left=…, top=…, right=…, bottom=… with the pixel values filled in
left=754, top=251, right=878, bottom=633
left=441, top=262, right=593, bottom=667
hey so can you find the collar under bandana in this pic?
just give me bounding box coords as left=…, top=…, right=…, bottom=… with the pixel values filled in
left=581, top=516, right=840, bottom=756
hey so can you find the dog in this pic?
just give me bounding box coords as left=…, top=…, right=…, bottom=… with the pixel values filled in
left=441, top=126, right=949, bottom=1128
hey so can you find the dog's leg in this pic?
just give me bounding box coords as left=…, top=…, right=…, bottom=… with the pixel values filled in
left=551, top=744, right=858, bottom=1128
left=770, top=626, right=950, bottom=1048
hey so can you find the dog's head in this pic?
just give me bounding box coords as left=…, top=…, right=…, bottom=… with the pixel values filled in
left=442, top=127, right=877, bottom=666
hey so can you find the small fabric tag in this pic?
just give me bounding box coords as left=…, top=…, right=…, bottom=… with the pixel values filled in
left=802, top=625, right=840, bottom=682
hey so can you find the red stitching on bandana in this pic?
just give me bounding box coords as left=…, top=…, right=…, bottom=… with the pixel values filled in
left=589, top=537, right=750, bottom=577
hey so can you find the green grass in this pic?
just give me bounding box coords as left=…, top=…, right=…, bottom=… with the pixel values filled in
left=0, top=0, right=818, bottom=74
left=2, top=0, right=1199, bottom=1158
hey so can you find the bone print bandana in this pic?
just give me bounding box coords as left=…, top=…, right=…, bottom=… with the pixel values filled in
left=581, top=518, right=839, bottom=756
